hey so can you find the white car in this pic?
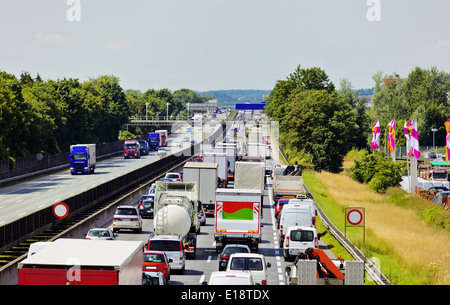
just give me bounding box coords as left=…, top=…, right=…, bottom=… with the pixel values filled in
left=226, top=253, right=271, bottom=285
left=85, top=228, right=116, bottom=240
left=165, top=172, right=182, bottom=182
left=146, top=235, right=186, bottom=273
left=112, top=205, right=142, bottom=233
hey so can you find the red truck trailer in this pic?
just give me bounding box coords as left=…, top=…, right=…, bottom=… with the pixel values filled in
left=18, top=238, right=144, bottom=285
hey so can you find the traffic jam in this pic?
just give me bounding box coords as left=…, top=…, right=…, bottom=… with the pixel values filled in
left=18, top=114, right=364, bottom=286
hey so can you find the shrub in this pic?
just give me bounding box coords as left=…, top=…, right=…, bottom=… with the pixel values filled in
left=349, top=150, right=404, bottom=193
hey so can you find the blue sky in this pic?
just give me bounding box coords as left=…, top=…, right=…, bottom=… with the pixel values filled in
left=1, top=1, right=449, bottom=92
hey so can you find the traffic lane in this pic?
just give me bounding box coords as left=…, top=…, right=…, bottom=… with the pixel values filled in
left=0, top=126, right=196, bottom=226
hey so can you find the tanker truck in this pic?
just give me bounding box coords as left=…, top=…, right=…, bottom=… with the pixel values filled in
left=152, top=181, right=199, bottom=258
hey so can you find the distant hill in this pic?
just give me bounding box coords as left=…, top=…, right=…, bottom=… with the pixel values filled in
left=197, top=89, right=272, bottom=106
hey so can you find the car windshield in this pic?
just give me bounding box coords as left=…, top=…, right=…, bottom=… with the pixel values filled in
left=166, top=174, right=179, bottom=179
left=149, top=240, right=181, bottom=251
left=230, top=257, right=263, bottom=271
left=290, top=230, right=314, bottom=242
left=125, top=143, right=137, bottom=149
left=224, top=247, right=249, bottom=255
left=71, top=153, right=87, bottom=161
left=115, top=208, right=138, bottom=216
left=88, top=229, right=109, bottom=237
left=143, top=253, right=165, bottom=263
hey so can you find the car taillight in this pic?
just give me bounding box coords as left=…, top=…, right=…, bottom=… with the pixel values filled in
left=85, top=238, right=91, bottom=240
left=280, top=225, right=283, bottom=235
left=315, top=237, right=318, bottom=248
left=262, top=280, right=267, bottom=285
left=285, top=236, right=289, bottom=248
left=113, top=217, right=120, bottom=221
left=221, top=254, right=228, bottom=259
left=130, top=218, right=139, bottom=221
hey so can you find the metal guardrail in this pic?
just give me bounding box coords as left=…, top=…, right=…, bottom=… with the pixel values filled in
left=303, top=184, right=391, bottom=285
left=274, top=141, right=391, bottom=285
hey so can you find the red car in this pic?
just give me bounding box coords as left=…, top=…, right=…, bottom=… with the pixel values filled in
left=143, top=251, right=172, bottom=281
left=275, top=198, right=290, bottom=218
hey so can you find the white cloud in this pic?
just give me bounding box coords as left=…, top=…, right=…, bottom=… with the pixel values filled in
left=34, top=32, right=71, bottom=48
left=104, top=40, right=131, bottom=50
left=429, top=39, right=450, bottom=50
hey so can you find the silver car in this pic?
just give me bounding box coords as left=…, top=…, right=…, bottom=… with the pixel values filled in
left=113, top=205, right=142, bottom=233
left=85, top=228, right=116, bottom=240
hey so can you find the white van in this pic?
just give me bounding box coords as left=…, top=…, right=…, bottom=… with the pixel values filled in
left=226, top=253, right=271, bottom=285
left=207, top=271, right=254, bottom=285
left=288, top=198, right=316, bottom=225
left=283, top=226, right=318, bottom=261
left=278, top=204, right=313, bottom=247
left=147, top=235, right=186, bottom=273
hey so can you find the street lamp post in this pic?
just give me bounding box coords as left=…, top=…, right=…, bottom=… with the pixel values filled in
left=432, top=128, right=438, bottom=155
left=166, top=102, right=170, bottom=121
left=145, top=102, right=148, bottom=121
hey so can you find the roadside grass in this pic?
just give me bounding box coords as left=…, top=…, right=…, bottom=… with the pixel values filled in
left=303, top=168, right=450, bottom=285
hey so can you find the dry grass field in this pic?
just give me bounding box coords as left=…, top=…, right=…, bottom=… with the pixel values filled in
left=306, top=159, right=450, bottom=285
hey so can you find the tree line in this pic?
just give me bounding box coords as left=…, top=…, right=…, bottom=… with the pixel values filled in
left=0, top=71, right=211, bottom=160
left=265, top=64, right=450, bottom=174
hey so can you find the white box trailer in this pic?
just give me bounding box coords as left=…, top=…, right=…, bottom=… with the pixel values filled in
left=234, top=161, right=265, bottom=194
left=244, top=142, right=266, bottom=162
left=203, top=152, right=228, bottom=187
left=183, top=162, right=218, bottom=215
left=214, top=189, right=262, bottom=253
left=18, top=238, right=144, bottom=285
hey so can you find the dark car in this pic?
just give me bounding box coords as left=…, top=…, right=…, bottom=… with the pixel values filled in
left=218, top=244, right=251, bottom=271
left=138, top=194, right=155, bottom=218
left=275, top=199, right=290, bottom=219
left=138, top=140, right=150, bottom=155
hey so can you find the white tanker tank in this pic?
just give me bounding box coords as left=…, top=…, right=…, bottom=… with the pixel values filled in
left=153, top=194, right=193, bottom=237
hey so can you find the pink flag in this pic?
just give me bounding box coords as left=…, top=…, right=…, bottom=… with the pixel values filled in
left=407, top=120, right=421, bottom=159
left=371, top=120, right=380, bottom=150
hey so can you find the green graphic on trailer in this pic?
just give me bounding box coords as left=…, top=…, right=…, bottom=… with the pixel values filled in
left=222, top=201, right=254, bottom=220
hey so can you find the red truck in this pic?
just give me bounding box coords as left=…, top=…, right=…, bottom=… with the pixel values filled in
left=18, top=238, right=144, bottom=285
left=124, top=139, right=141, bottom=159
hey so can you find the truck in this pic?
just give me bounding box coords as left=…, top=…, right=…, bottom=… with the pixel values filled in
left=203, top=152, right=228, bottom=188
left=155, top=130, right=168, bottom=147
left=284, top=248, right=365, bottom=285
left=147, top=132, right=161, bottom=151
left=273, top=175, right=305, bottom=201
left=18, top=238, right=144, bottom=285
left=214, top=142, right=237, bottom=181
left=244, top=142, right=266, bottom=162
left=124, top=139, right=140, bottom=159
left=69, top=144, right=96, bottom=174
left=153, top=181, right=199, bottom=258
left=234, top=161, right=265, bottom=204
left=214, top=188, right=262, bottom=253
left=183, top=162, right=218, bottom=216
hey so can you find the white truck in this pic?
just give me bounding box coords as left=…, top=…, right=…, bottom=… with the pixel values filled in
left=214, top=142, right=237, bottom=181
left=183, top=162, right=218, bottom=216
left=202, top=152, right=228, bottom=188
left=244, top=142, right=266, bottom=162
left=153, top=181, right=199, bottom=258
left=234, top=161, right=265, bottom=204
left=214, top=189, right=262, bottom=253
left=273, top=175, right=305, bottom=201
left=18, top=238, right=143, bottom=285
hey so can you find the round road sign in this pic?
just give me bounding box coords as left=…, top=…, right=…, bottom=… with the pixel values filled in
left=53, top=202, right=69, bottom=219
left=347, top=209, right=363, bottom=226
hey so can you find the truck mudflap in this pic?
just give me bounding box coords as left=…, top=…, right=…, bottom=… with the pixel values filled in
left=184, top=234, right=197, bottom=259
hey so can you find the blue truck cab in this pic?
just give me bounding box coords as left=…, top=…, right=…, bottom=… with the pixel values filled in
left=69, top=144, right=96, bottom=174
left=148, top=133, right=160, bottom=151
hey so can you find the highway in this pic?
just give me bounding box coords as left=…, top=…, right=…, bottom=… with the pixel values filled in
left=0, top=121, right=216, bottom=227
left=0, top=113, right=335, bottom=286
